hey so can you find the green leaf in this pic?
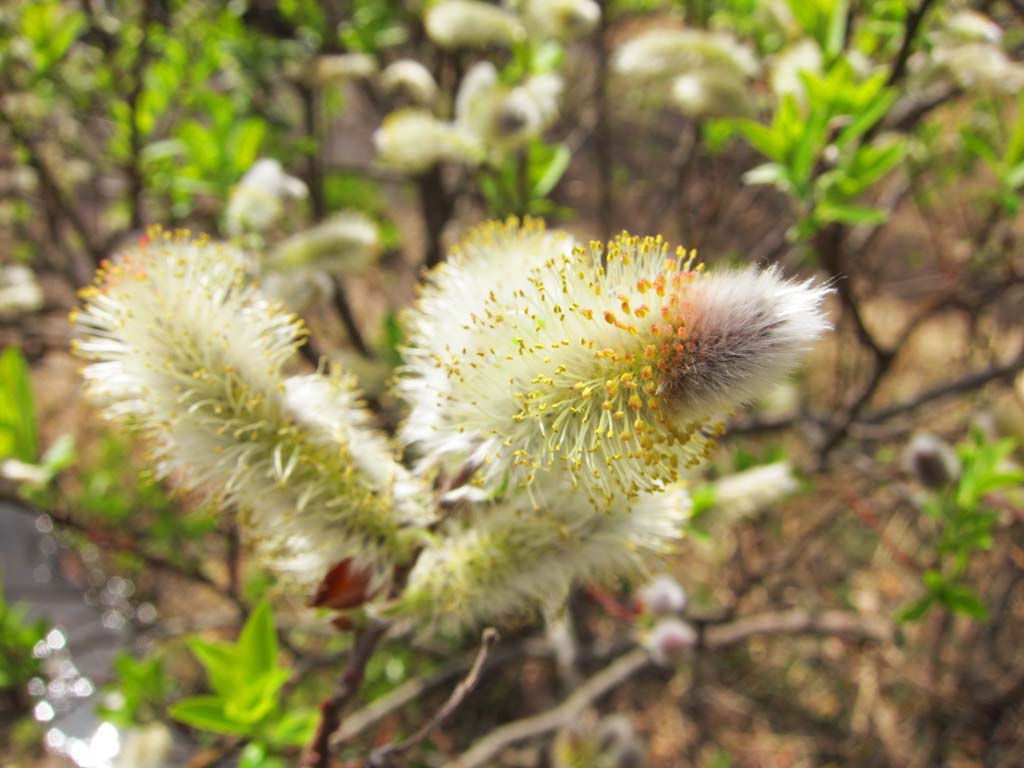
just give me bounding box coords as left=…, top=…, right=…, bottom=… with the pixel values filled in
left=0, top=346, right=38, bottom=462
left=266, top=708, right=319, bottom=748
left=187, top=637, right=239, bottom=697
left=942, top=584, right=989, bottom=620
left=735, top=119, right=783, bottom=160
left=834, top=89, right=897, bottom=150
left=380, top=312, right=404, bottom=369
left=896, top=594, right=935, bottom=623
left=689, top=485, right=717, bottom=521
left=223, top=668, right=290, bottom=725
left=815, top=200, right=887, bottom=225
left=40, top=434, right=76, bottom=477
left=169, top=696, right=247, bottom=735
left=853, top=141, right=906, bottom=188
left=790, top=103, right=829, bottom=190
left=1004, top=161, right=1024, bottom=191
left=530, top=41, right=565, bottom=74
left=1005, top=92, right=1024, bottom=167
left=961, top=129, right=1000, bottom=170
left=743, top=162, right=788, bottom=188
left=824, top=0, right=849, bottom=60
left=230, top=119, right=267, bottom=177
left=530, top=142, right=571, bottom=198
left=238, top=600, right=278, bottom=677
left=239, top=743, right=286, bottom=768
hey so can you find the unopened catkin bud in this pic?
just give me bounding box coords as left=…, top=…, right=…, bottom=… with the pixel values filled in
left=646, top=618, right=696, bottom=665
left=381, top=59, right=439, bottom=105
left=903, top=433, right=961, bottom=488
left=637, top=574, right=687, bottom=616
left=424, top=0, right=524, bottom=49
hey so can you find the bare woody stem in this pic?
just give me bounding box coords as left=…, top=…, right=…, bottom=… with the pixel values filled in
left=417, top=164, right=454, bottom=270
left=366, top=628, right=500, bottom=767
left=448, top=609, right=890, bottom=768
left=303, top=620, right=390, bottom=768
left=595, top=0, right=613, bottom=243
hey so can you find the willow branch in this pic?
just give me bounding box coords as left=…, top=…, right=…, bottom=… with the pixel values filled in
left=448, top=647, right=649, bottom=768
left=303, top=620, right=389, bottom=768
left=367, top=628, right=499, bottom=767
left=449, top=608, right=890, bottom=768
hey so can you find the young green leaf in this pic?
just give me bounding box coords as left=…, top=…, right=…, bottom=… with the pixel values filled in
left=238, top=600, right=278, bottom=678
left=169, top=696, right=245, bottom=735
left=0, top=346, right=38, bottom=463
left=186, top=636, right=240, bottom=698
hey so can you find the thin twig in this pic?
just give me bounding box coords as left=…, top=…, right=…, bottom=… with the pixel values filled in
left=646, top=120, right=700, bottom=234
left=367, top=628, right=499, bottom=767
left=703, top=608, right=892, bottom=647
left=124, top=0, right=156, bottom=230
left=0, top=103, right=101, bottom=279
left=333, top=277, right=372, bottom=359
left=448, top=647, right=649, bottom=768
left=862, top=347, right=1024, bottom=424
left=303, top=620, right=390, bottom=768
left=416, top=165, right=453, bottom=269
left=449, top=608, right=891, bottom=767
left=886, top=0, right=938, bottom=87
left=595, top=0, right=613, bottom=243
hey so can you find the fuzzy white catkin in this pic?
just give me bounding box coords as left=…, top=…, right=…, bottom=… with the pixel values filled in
left=374, top=109, right=484, bottom=172
left=613, top=28, right=758, bottom=82
left=376, top=62, right=563, bottom=172
left=398, top=218, right=831, bottom=506
left=710, top=461, right=798, bottom=521
left=516, top=0, right=601, bottom=41
left=902, top=433, right=961, bottom=488
left=73, top=232, right=431, bottom=595
left=671, top=71, right=755, bottom=118
left=0, top=264, right=44, bottom=319
left=930, top=43, right=1024, bottom=95
left=637, top=574, right=687, bottom=616
left=646, top=618, right=696, bottom=665
left=312, top=53, right=378, bottom=83
left=402, top=479, right=692, bottom=629
left=943, top=10, right=1003, bottom=44
left=424, top=0, right=525, bottom=49
left=381, top=59, right=439, bottom=105
left=769, top=39, right=823, bottom=101
left=225, top=158, right=308, bottom=236
left=456, top=62, right=564, bottom=154
left=269, top=211, right=381, bottom=275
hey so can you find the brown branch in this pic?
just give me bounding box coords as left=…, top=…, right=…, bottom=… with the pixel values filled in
left=646, top=119, right=700, bottom=235
left=448, top=647, right=649, bottom=768
left=299, top=83, right=326, bottom=220
left=0, top=104, right=101, bottom=279
left=302, top=620, right=389, bottom=768
left=449, top=608, right=890, bottom=767
left=124, top=0, right=157, bottom=230
left=595, top=0, right=613, bottom=243
left=416, top=165, right=453, bottom=269
left=704, top=609, right=892, bottom=647
left=886, top=0, right=938, bottom=87
left=332, top=277, right=372, bottom=359
left=862, top=346, right=1024, bottom=424
left=367, top=628, right=499, bottom=767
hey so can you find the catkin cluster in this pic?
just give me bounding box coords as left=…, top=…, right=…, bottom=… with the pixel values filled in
left=74, top=221, right=829, bottom=629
